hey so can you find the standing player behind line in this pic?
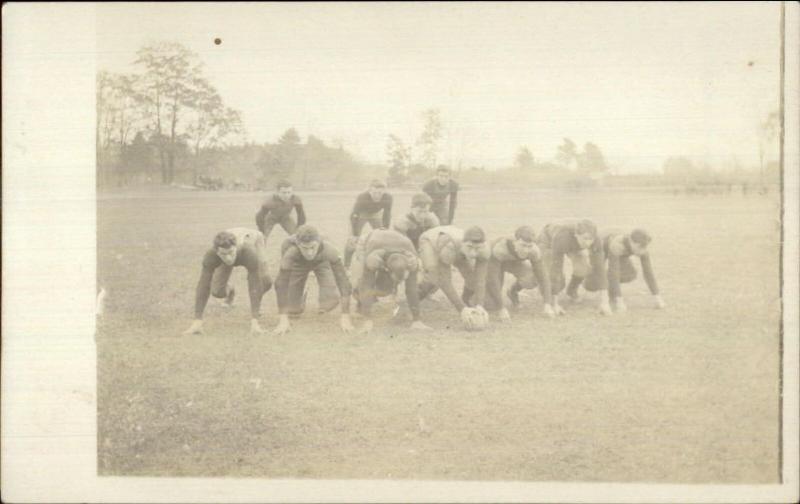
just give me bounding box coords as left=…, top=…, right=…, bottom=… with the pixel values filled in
left=184, top=228, right=272, bottom=336
left=537, top=219, right=611, bottom=316
left=485, top=225, right=555, bottom=321
left=393, top=192, right=440, bottom=250
left=579, top=228, right=665, bottom=312
left=350, top=229, right=432, bottom=333
left=422, top=165, right=459, bottom=225
left=255, top=179, right=306, bottom=240
left=272, top=225, right=354, bottom=335
left=417, top=225, right=491, bottom=329
left=343, top=179, right=393, bottom=267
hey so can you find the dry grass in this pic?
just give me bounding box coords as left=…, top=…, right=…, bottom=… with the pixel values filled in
left=97, top=187, right=781, bottom=482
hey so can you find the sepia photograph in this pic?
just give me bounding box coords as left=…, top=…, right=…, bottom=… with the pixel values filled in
left=3, top=1, right=799, bottom=502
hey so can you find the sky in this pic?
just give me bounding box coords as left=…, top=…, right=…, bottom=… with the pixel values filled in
left=96, top=2, right=783, bottom=173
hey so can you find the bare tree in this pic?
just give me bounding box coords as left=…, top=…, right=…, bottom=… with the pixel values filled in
left=416, top=108, right=443, bottom=170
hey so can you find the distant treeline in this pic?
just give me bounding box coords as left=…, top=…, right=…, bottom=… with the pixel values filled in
left=97, top=41, right=781, bottom=192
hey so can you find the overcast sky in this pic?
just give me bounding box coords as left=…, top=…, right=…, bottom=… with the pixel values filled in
left=96, top=2, right=782, bottom=173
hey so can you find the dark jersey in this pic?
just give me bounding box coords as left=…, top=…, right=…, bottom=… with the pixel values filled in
left=422, top=179, right=459, bottom=223
left=350, top=192, right=393, bottom=233
left=255, top=194, right=306, bottom=233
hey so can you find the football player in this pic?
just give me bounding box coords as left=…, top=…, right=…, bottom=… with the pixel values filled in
left=344, top=179, right=393, bottom=267
left=255, top=180, right=306, bottom=240
left=393, top=192, right=440, bottom=250
left=183, top=228, right=272, bottom=335
left=422, top=166, right=459, bottom=225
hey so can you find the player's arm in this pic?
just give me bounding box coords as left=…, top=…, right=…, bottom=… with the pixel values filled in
left=531, top=257, right=553, bottom=307
left=185, top=251, right=220, bottom=334
left=349, top=195, right=366, bottom=235
left=274, top=247, right=300, bottom=314
left=485, top=258, right=504, bottom=312
left=327, top=252, right=353, bottom=314
left=448, top=182, right=459, bottom=224
left=404, top=267, right=422, bottom=322
left=589, top=242, right=612, bottom=315
left=422, top=179, right=435, bottom=197
left=471, top=255, right=489, bottom=308
left=382, top=194, right=393, bottom=229
left=640, top=253, right=665, bottom=308
left=294, top=196, right=306, bottom=226
left=356, top=267, right=379, bottom=318
left=255, top=202, right=272, bottom=234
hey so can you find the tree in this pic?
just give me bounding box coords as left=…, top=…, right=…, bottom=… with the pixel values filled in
left=416, top=108, right=443, bottom=170
left=555, top=138, right=578, bottom=169
left=578, top=142, right=608, bottom=174
left=257, top=128, right=303, bottom=184
left=386, top=134, right=411, bottom=186
left=515, top=146, right=535, bottom=170
left=184, top=78, right=244, bottom=183
left=133, top=42, right=206, bottom=184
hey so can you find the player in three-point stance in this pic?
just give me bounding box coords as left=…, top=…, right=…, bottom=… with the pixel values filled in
left=272, top=225, right=355, bottom=335
left=349, top=228, right=432, bottom=333
left=344, top=179, right=393, bottom=267
left=417, top=225, right=491, bottom=329
left=484, top=225, right=555, bottom=321
left=184, top=228, right=272, bottom=335
left=537, top=219, right=611, bottom=316
left=578, top=228, right=665, bottom=312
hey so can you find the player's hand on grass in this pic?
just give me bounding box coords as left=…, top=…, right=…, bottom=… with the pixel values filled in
left=542, top=304, right=556, bottom=318
left=182, top=319, right=204, bottom=335
left=340, top=314, right=355, bottom=333
left=653, top=295, right=666, bottom=309
left=250, top=318, right=265, bottom=335
left=498, top=308, right=511, bottom=322
left=410, top=320, right=433, bottom=331
left=614, top=297, right=627, bottom=313
left=552, top=301, right=566, bottom=316
left=272, top=315, right=291, bottom=335
left=358, top=319, right=374, bottom=334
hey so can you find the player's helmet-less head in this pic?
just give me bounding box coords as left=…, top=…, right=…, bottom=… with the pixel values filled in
left=513, top=225, right=536, bottom=256
left=276, top=179, right=293, bottom=202
left=386, top=253, right=411, bottom=282
left=368, top=179, right=387, bottom=201
left=574, top=219, right=597, bottom=249
left=213, top=231, right=238, bottom=266
left=436, top=165, right=451, bottom=185
left=295, top=224, right=321, bottom=259
left=629, top=228, right=652, bottom=256
left=461, top=226, right=486, bottom=260
left=411, top=193, right=433, bottom=209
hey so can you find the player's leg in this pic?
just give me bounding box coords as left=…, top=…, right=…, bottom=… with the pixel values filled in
left=344, top=217, right=368, bottom=267
left=566, top=251, right=591, bottom=299
left=454, top=260, right=476, bottom=307
left=286, top=268, right=310, bottom=317
left=211, top=263, right=235, bottom=307
left=505, top=260, right=536, bottom=307
left=483, top=260, right=505, bottom=312
left=314, top=262, right=340, bottom=314
left=417, top=240, right=440, bottom=300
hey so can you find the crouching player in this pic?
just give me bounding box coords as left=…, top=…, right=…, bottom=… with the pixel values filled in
left=393, top=192, right=440, bottom=250
left=350, top=229, right=432, bottom=333
left=272, top=225, right=355, bottom=335
left=184, top=228, right=272, bottom=335
left=417, top=225, right=491, bottom=330
left=537, top=219, right=611, bottom=315
left=588, top=228, right=665, bottom=312
left=485, top=225, right=554, bottom=321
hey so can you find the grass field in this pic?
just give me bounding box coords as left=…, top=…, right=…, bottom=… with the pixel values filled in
left=97, top=187, right=782, bottom=482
